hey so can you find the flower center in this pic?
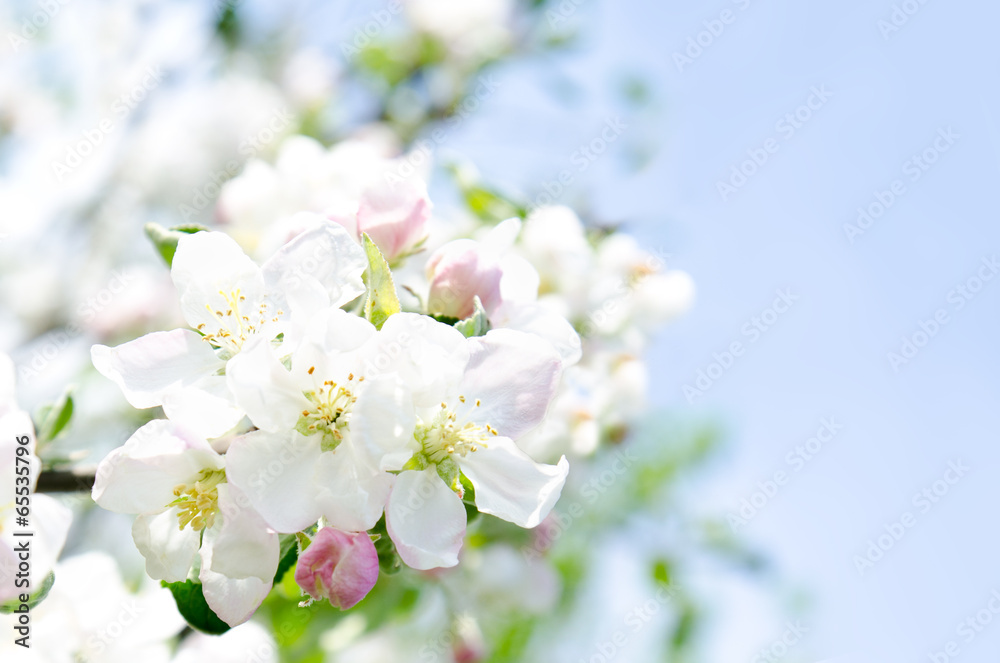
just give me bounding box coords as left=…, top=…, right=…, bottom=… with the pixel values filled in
left=296, top=369, right=364, bottom=451
left=415, top=398, right=497, bottom=464
left=170, top=469, right=226, bottom=531
left=196, top=288, right=283, bottom=356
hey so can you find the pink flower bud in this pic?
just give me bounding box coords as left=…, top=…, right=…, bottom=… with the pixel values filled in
left=354, top=178, right=430, bottom=262
left=426, top=239, right=503, bottom=319
left=294, top=528, right=379, bottom=610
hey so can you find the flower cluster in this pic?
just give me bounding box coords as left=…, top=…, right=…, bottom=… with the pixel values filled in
left=90, top=204, right=573, bottom=625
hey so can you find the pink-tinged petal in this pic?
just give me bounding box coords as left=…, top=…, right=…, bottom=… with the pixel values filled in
left=132, top=508, right=201, bottom=582
left=313, top=441, right=393, bottom=532
left=426, top=239, right=503, bottom=319
left=161, top=375, right=245, bottom=439
left=350, top=375, right=417, bottom=472
left=226, top=336, right=309, bottom=433
left=208, top=484, right=279, bottom=582
left=224, top=430, right=323, bottom=534
left=91, top=330, right=223, bottom=409
left=92, top=420, right=223, bottom=515
left=355, top=177, right=430, bottom=261
left=455, top=328, right=562, bottom=439
left=261, top=214, right=368, bottom=315
left=171, top=231, right=268, bottom=334
left=295, top=527, right=379, bottom=609
left=386, top=469, right=466, bottom=570
left=492, top=302, right=582, bottom=367
left=363, top=313, right=468, bottom=407
left=199, top=528, right=272, bottom=627
left=460, top=437, right=568, bottom=528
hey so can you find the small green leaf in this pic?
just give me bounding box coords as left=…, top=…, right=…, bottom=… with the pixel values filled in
left=161, top=579, right=231, bottom=634
left=35, top=389, right=74, bottom=443
left=453, top=296, right=490, bottom=338
left=361, top=233, right=401, bottom=330
left=145, top=223, right=208, bottom=268
left=0, top=572, right=55, bottom=614
left=274, top=533, right=300, bottom=584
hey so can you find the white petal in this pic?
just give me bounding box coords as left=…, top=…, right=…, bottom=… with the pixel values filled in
left=161, top=375, right=245, bottom=439
left=26, top=494, right=72, bottom=583
left=92, top=420, right=223, bottom=515
left=460, top=437, right=568, bottom=528
left=207, top=484, right=279, bottom=581
left=386, top=468, right=466, bottom=570
left=364, top=313, right=469, bottom=406
left=262, top=215, right=368, bottom=315
left=200, top=530, right=272, bottom=627
left=0, top=542, right=19, bottom=603
left=498, top=253, right=540, bottom=304
left=91, top=330, right=223, bottom=409
left=132, top=508, right=201, bottom=582
left=224, top=430, right=323, bottom=533
left=492, top=302, right=582, bottom=367
left=171, top=231, right=268, bottom=333
left=456, top=328, right=562, bottom=439
left=350, top=374, right=417, bottom=472
left=226, top=336, right=309, bottom=432
left=313, top=443, right=393, bottom=531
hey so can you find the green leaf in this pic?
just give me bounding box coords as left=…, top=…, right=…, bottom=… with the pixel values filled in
left=361, top=233, right=401, bottom=330
left=161, top=579, right=231, bottom=634
left=453, top=296, right=490, bottom=338
left=145, top=223, right=208, bottom=268
left=370, top=516, right=402, bottom=576
left=35, top=389, right=74, bottom=443
left=274, top=534, right=300, bottom=585
left=0, top=571, right=55, bottom=614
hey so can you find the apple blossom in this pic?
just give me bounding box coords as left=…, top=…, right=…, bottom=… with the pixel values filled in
left=354, top=324, right=569, bottom=570
left=91, top=419, right=279, bottom=627
left=333, top=178, right=431, bottom=263
left=295, top=527, right=379, bottom=609
left=91, top=218, right=367, bottom=437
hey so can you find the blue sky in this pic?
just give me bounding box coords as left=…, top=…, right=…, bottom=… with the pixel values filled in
left=421, top=0, right=1000, bottom=659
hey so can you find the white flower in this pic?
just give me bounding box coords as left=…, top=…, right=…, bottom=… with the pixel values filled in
left=0, top=353, right=72, bottom=604
left=0, top=552, right=185, bottom=663
left=354, top=323, right=569, bottom=570
left=92, top=219, right=367, bottom=437
left=91, top=420, right=279, bottom=627
left=425, top=217, right=582, bottom=367
left=223, top=308, right=397, bottom=534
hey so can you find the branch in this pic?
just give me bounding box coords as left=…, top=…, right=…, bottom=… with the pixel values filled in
left=36, top=470, right=96, bottom=493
